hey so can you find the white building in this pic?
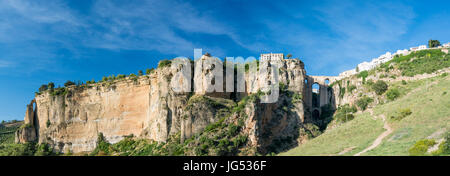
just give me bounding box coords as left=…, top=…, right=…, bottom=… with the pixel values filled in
left=338, top=42, right=445, bottom=77
left=377, top=52, right=393, bottom=63
left=443, top=43, right=450, bottom=48
left=339, top=69, right=356, bottom=77
left=395, top=49, right=409, bottom=56
left=357, top=61, right=375, bottom=72
left=260, top=53, right=284, bottom=61
left=410, top=45, right=427, bottom=51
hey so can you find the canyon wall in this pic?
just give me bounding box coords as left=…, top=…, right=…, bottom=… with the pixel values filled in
left=16, top=55, right=311, bottom=154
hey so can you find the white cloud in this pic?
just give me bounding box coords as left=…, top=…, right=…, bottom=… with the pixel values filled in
left=84, top=0, right=249, bottom=55
left=2, top=0, right=80, bottom=24
left=259, top=1, right=416, bottom=75
left=0, top=60, right=14, bottom=68
left=0, top=0, right=248, bottom=72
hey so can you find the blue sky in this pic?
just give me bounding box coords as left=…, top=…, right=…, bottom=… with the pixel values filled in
left=1, top=0, right=450, bottom=121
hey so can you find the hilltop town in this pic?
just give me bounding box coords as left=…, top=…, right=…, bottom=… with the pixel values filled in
left=339, top=42, right=450, bottom=77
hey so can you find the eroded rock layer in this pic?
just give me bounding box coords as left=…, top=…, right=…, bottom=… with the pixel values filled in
left=17, top=55, right=311, bottom=154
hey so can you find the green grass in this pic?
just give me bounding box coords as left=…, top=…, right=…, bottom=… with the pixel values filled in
left=279, top=112, right=385, bottom=156
left=281, top=73, right=450, bottom=156
left=362, top=75, right=450, bottom=155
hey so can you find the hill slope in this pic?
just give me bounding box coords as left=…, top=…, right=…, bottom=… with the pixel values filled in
left=281, top=73, right=450, bottom=156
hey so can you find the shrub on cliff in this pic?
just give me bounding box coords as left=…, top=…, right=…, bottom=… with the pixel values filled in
left=116, top=74, right=126, bottom=79
left=146, top=68, right=155, bottom=75
left=372, top=80, right=388, bottom=95
left=48, top=82, right=55, bottom=90
left=356, top=96, right=373, bottom=111
left=64, top=80, right=75, bottom=87
left=50, top=87, right=68, bottom=96
left=90, top=133, right=111, bottom=156
left=38, top=84, right=48, bottom=92
left=347, top=84, right=356, bottom=93
left=357, top=71, right=369, bottom=83
left=158, top=60, right=172, bottom=68
left=386, top=88, right=400, bottom=101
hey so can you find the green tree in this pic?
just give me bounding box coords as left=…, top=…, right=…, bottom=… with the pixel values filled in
left=117, top=74, right=126, bottom=79
left=286, top=54, right=293, bottom=59
left=48, top=82, right=55, bottom=90
left=38, top=84, right=48, bottom=92
left=88, top=79, right=95, bottom=84
left=357, top=71, right=369, bottom=83
left=356, top=97, right=373, bottom=111
left=372, top=80, right=388, bottom=95
left=428, top=39, right=441, bottom=48
left=64, top=81, right=75, bottom=87
left=138, top=70, right=143, bottom=76
left=146, top=68, right=154, bottom=75
left=158, top=60, right=172, bottom=68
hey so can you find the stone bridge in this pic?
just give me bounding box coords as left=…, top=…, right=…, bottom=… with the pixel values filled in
left=303, top=75, right=340, bottom=119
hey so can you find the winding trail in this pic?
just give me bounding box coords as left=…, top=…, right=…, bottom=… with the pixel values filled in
left=354, top=111, right=393, bottom=156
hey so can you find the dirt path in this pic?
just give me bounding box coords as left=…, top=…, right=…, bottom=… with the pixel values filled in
left=337, top=146, right=356, bottom=155
left=354, top=114, right=393, bottom=156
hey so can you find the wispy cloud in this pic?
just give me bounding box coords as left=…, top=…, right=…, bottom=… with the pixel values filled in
left=85, top=0, right=251, bottom=56
left=0, top=60, right=14, bottom=68
left=0, top=0, right=423, bottom=76
left=0, top=0, right=247, bottom=72
left=258, top=0, right=416, bottom=75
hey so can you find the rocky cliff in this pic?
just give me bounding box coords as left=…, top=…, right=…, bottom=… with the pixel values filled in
left=16, top=55, right=314, bottom=155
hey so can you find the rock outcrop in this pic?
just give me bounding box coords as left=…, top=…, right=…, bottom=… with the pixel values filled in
left=16, top=55, right=314, bottom=154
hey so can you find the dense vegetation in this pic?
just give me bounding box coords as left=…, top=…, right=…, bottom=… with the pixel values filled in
left=0, top=121, right=56, bottom=156
left=0, top=121, right=22, bottom=144
left=0, top=142, right=54, bottom=156
left=382, top=49, right=450, bottom=77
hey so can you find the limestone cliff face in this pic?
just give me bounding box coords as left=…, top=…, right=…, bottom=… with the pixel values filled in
left=34, top=77, right=153, bottom=152
left=16, top=55, right=309, bottom=154
left=241, top=94, right=305, bottom=154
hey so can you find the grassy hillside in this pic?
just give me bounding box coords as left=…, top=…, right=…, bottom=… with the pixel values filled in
left=0, top=121, right=22, bottom=144
left=281, top=73, right=450, bottom=156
